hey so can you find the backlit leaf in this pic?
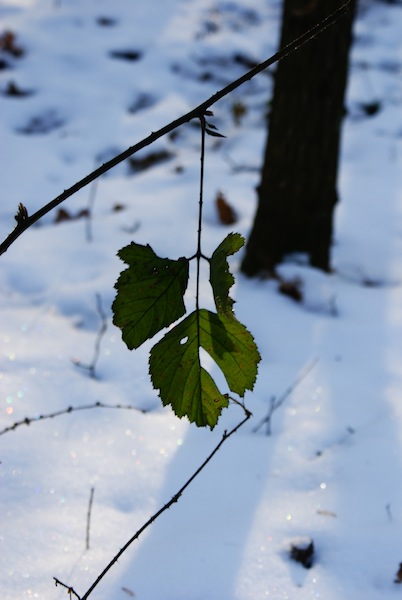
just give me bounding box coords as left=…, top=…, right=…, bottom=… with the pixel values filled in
left=149, top=311, right=228, bottom=428
left=199, top=310, right=260, bottom=396
left=113, top=242, right=189, bottom=349
left=209, top=233, right=244, bottom=316
left=149, top=308, right=260, bottom=428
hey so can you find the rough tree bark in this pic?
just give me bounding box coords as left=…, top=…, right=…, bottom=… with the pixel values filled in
left=241, top=0, right=357, bottom=276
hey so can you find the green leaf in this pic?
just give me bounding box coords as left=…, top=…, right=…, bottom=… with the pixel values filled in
left=149, top=308, right=260, bottom=428
left=112, top=242, right=189, bottom=350
left=210, top=233, right=244, bottom=316
left=199, top=310, right=260, bottom=396
left=149, top=311, right=228, bottom=428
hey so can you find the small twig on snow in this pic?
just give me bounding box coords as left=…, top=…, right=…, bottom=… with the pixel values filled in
left=86, top=487, right=95, bottom=551
left=253, top=358, right=318, bottom=435
left=73, top=293, right=107, bottom=378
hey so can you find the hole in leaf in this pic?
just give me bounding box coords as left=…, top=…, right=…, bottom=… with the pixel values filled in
left=180, top=336, right=188, bottom=345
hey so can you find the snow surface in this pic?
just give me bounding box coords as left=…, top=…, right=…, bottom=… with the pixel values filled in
left=1, top=1, right=402, bottom=599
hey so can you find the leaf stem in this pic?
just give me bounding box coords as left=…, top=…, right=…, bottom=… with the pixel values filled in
left=196, top=115, right=207, bottom=316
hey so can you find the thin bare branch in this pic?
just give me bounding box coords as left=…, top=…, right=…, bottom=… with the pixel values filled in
left=0, top=401, right=146, bottom=436
left=0, top=1, right=351, bottom=256
left=76, top=406, right=251, bottom=600
left=54, top=578, right=81, bottom=600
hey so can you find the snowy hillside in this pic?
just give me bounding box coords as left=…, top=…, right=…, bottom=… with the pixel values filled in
left=1, top=1, right=402, bottom=599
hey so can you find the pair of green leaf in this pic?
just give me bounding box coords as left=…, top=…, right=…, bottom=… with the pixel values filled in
left=112, top=233, right=260, bottom=428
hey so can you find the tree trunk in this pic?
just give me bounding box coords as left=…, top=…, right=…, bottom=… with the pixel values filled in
left=241, top=0, right=356, bottom=276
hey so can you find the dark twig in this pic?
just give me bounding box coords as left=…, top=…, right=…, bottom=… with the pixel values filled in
left=73, top=406, right=251, bottom=600
left=73, top=293, right=107, bottom=378
left=54, top=578, right=81, bottom=600
left=86, top=487, right=95, bottom=551
left=0, top=401, right=146, bottom=436
left=0, top=2, right=351, bottom=257
left=253, top=358, right=318, bottom=435
left=195, top=113, right=207, bottom=317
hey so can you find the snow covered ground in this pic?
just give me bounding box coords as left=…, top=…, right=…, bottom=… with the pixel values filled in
left=1, top=0, right=402, bottom=599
